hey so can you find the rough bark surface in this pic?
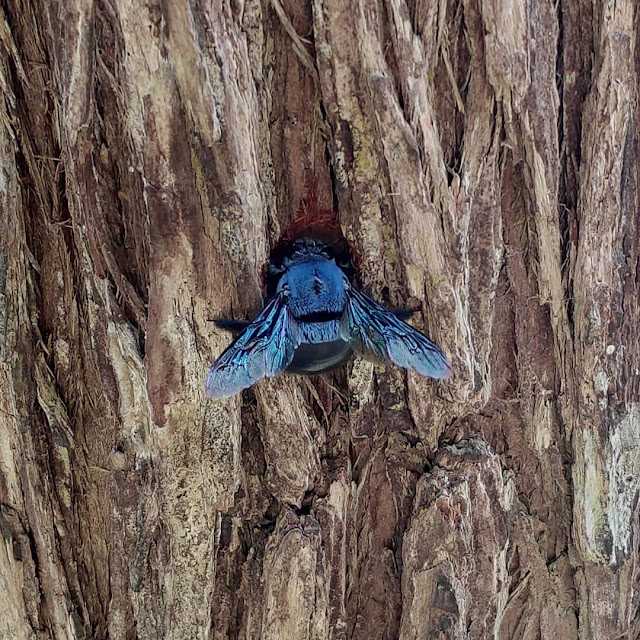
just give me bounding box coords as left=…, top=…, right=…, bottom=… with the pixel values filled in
left=0, top=0, right=638, bottom=639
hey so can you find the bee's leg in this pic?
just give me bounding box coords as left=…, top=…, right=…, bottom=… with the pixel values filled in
left=391, top=308, right=419, bottom=321
left=214, top=319, right=250, bottom=334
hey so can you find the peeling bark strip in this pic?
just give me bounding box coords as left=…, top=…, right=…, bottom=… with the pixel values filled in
left=0, top=0, right=638, bottom=638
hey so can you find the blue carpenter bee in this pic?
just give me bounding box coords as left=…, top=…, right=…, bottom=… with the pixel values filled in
left=206, top=238, right=452, bottom=400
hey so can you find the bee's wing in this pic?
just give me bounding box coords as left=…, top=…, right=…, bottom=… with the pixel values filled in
left=340, top=287, right=452, bottom=379
left=206, top=293, right=300, bottom=400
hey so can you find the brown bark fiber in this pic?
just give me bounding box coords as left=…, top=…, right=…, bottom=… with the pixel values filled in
left=0, top=0, right=639, bottom=638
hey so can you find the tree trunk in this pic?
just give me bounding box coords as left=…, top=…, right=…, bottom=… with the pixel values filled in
left=0, top=0, right=638, bottom=638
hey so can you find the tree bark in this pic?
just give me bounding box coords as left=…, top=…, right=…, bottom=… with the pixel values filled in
left=0, top=0, right=639, bottom=639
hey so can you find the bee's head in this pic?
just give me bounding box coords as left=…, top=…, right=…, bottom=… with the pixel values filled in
left=266, top=237, right=354, bottom=298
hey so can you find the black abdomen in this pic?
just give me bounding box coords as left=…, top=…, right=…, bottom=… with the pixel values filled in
left=287, top=340, right=353, bottom=374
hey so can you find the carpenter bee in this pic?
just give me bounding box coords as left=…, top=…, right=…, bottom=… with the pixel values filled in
left=206, top=238, right=451, bottom=400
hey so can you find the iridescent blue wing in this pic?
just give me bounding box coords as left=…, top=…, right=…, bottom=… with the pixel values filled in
left=341, top=287, right=452, bottom=379
left=206, top=293, right=300, bottom=400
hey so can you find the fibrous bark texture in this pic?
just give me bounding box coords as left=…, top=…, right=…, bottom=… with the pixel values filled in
left=0, top=0, right=639, bottom=638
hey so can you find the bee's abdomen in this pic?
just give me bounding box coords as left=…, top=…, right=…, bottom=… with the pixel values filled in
left=287, top=319, right=352, bottom=373
left=287, top=340, right=353, bottom=374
